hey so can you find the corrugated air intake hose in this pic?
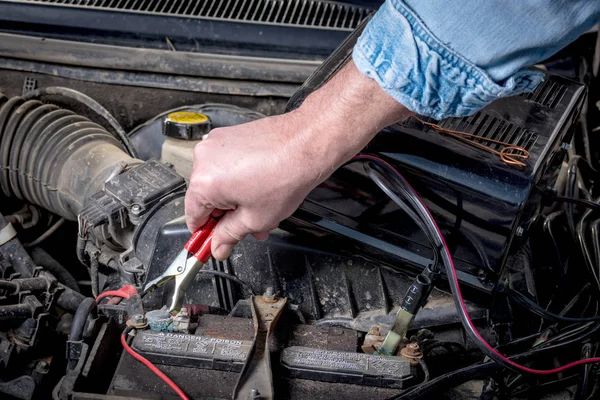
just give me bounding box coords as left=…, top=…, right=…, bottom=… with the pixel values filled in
left=0, top=89, right=139, bottom=220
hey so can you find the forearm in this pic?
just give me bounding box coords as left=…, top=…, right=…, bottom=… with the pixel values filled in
left=289, top=60, right=412, bottom=179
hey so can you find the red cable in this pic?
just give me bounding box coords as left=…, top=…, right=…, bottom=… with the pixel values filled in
left=98, top=285, right=188, bottom=399
left=95, top=284, right=138, bottom=303
left=353, top=154, right=600, bottom=375
left=120, top=332, right=190, bottom=400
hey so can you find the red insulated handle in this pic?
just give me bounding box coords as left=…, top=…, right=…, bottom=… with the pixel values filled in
left=195, top=233, right=214, bottom=264
left=184, top=217, right=218, bottom=261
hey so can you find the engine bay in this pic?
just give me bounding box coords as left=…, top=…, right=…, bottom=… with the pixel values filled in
left=0, top=3, right=599, bottom=400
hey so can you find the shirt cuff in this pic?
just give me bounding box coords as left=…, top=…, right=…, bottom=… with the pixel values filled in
left=352, top=0, right=544, bottom=120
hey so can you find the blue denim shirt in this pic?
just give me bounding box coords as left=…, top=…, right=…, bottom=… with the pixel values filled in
left=352, top=0, right=600, bottom=120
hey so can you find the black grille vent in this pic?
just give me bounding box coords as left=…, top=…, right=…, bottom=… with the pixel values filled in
left=521, top=79, right=567, bottom=109
left=6, top=0, right=370, bottom=30
left=435, top=113, right=538, bottom=152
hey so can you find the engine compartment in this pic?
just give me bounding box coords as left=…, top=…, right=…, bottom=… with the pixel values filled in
left=0, top=6, right=599, bottom=400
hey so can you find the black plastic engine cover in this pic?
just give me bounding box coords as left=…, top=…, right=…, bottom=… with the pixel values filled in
left=284, top=26, right=587, bottom=293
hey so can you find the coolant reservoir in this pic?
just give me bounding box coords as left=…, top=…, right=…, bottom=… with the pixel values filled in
left=160, top=111, right=212, bottom=180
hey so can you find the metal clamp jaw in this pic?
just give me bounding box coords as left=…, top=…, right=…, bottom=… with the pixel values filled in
left=143, top=218, right=217, bottom=312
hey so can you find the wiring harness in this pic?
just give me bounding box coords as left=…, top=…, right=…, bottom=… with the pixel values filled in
left=354, top=154, right=600, bottom=389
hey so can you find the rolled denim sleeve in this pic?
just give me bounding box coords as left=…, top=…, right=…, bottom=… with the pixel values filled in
left=352, top=0, right=600, bottom=120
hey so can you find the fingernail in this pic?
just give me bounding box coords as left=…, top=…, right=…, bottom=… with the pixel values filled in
left=213, top=244, right=234, bottom=260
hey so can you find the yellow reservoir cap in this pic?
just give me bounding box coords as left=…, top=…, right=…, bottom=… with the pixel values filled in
left=166, top=111, right=209, bottom=125
left=163, top=111, right=212, bottom=140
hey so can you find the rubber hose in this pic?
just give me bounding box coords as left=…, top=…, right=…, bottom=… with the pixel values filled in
left=0, top=281, right=18, bottom=293
left=0, top=212, right=35, bottom=277
left=0, top=91, right=139, bottom=221
left=30, top=247, right=79, bottom=292
left=2, top=276, right=50, bottom=292
left=22, top=87, right=137, bottom=157
left=0, top=303, right=33, bottom=321
left=69, top=297, right=96, bottom=342
left=56, top=286, right=86, bottom=312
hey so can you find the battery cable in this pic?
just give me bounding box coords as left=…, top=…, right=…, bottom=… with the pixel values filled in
left=353, top=154, right=600, bottom=375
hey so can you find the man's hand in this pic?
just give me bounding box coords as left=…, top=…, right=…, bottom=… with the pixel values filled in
left=185, top=112, right=324, bottom=259
left=185, top=61, right=411, bottom=260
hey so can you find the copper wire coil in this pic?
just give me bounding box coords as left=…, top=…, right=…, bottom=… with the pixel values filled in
left=412, top=116, right=531, bottom=168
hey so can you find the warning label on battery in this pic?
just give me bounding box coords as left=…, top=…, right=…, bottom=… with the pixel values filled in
left=132, top=331, right=252, bottom=362
left=281, top=346, right=411, bottom=378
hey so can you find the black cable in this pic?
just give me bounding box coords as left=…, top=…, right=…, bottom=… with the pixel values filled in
left=360, top=158, right=526, bottom=373
left=563, top=284, right=592, bottom=317
left=511, top=375, right=578, bottom=398
left=506, top=288, right=600, bottom=323
left=543, top=211, right=567, bottom=284
left=69, top=297, right=96, bottom=342
left=90, top=254, right=100, bottom=299
left=573, top=343, right=594, bottom=400
left=30, top=247, right=79, bottom=292
left=76, top=234, right=87, bottom=267
left=422, top=340, right=466, bottom=355
left=364, top=164, right=439, bottom=270
left=198, top=269, right=255, bottom=295
left=417, top=358, right=430, bottom=383
left=537, top=322, right=596, bottom=349
left=521, top=323, right=600, bottom=358
left=390, top=322, right=600, bottom=400
left=566, top=155, right=596, bottom=200
left=495, top=331, right=543, bottom=352
left=356, top=156, right=600, bottom=380
left=501, top=322, right=600, bottom=398
left=388, top=362, right=499, bottom=400
left=22, top=87, right=138, bottom=157
left=577, top=204, right=600, bottom=294
left=591, top=218, right=600, bottom=270
left=566, top=159, right=579, bottom=241
left=24, top=218, right=65, bottom=248
left=556, top=196, right=600, bottom=212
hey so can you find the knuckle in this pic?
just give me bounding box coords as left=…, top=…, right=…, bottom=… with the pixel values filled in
left=193, top=141, right=206, bottom=155
left=240, top=213, right=264, bottom=234
left=189, top=172, right=215, bottom=192
left=222, top=222, right=244, bottom=242
left=209, top=127, right=225, bottom=136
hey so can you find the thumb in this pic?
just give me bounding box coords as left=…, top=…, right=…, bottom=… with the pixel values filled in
left=211, top=209, right=251, bottom=260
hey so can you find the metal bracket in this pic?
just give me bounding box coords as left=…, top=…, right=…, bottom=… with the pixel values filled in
left=232, top=294, right=286, bottom=400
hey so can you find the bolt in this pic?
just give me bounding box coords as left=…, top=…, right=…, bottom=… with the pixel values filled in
left=477, top=269, right=487, bottom=282
left=177, top=266, right=184, bottom=273
left=131, top=204, right=141, bottom=213
left=263, top=286, right=277, bottom=303
left=515, top=226, right=524, bottom=237
left=248, top=389, right=260, bottom=399
left=400, top=342, right=423, bottom=365
left=36, top=360, right=49, bottom=372
left=173, top=308, right=190, bottom=333
left=177, top=307, right=189, bottom=318
left=367, top=326, right=381, bottom=336
left=129, top=314, right=147, bottom=328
